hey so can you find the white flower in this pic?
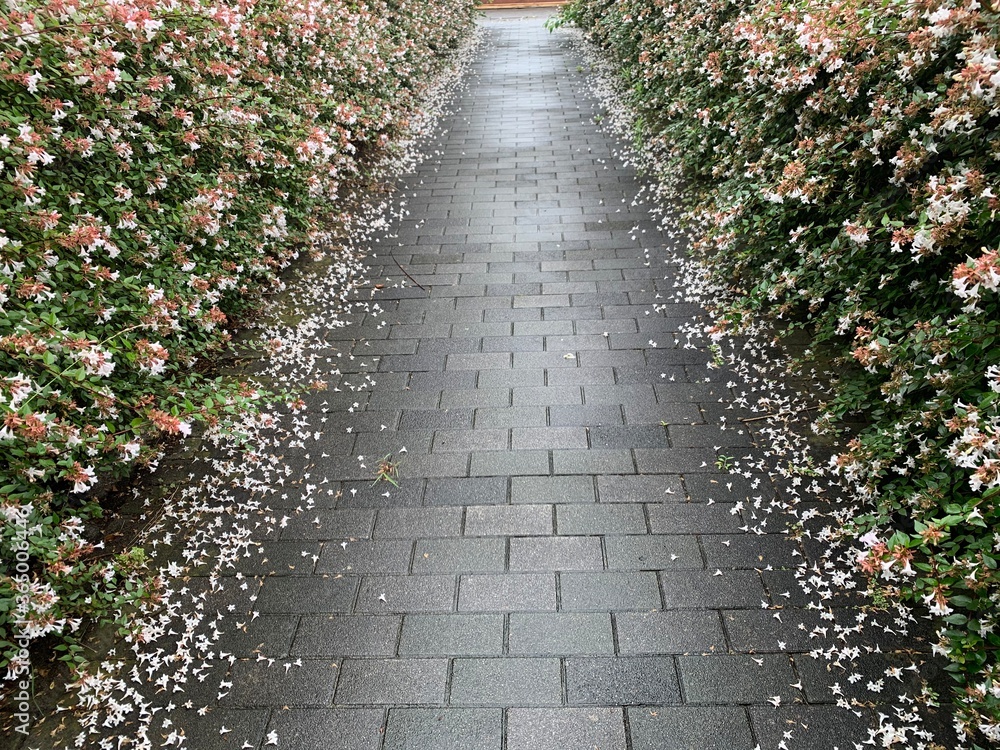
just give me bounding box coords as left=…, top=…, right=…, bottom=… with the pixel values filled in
left=985, top=365, right=1000, bottom=393
left=76, top=346, right=115, bottom=377
left=910, top=228, right=936, bottom=259
left=120, top=442, right=141, bottom=461
left=858, top=529, right=880, bottom=547
left=71, top=466, right=96, bottom=493
left=843, top=221, right=869, bottom=245
left=923, top=591, right=953, bottom=617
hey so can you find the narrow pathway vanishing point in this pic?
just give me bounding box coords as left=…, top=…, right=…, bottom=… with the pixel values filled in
left=46, top=10, right=939, bottom=750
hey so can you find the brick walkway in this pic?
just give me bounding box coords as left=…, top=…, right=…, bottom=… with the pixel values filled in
left=219, top=12, right=890, bottom=749
left=55, top=10, right=924, bottom=750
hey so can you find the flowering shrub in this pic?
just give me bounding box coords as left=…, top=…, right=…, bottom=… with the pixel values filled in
left=0, top=0, right=474, bottom=676
left=561, top=0, right=1000, bottom=742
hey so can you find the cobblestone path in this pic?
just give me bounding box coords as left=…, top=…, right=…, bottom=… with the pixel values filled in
left=58, top=10, right=920, bottom=750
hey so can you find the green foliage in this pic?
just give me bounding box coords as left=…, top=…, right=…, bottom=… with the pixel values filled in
left=0, top=0, right=475, bottom=675
left=715, top=453, right=734, bottom=471
left=372, top=454, right=402, bottom=487
left=564, top=0, right=1000, bottom=741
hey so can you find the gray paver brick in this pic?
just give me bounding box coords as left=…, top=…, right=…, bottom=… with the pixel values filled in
left=474, top=406, right=547, bottom=428
left=507, top=708, right=626, bottom=750
left=589, top=424, right=668, bottom=449
left=556, top=504, right=647, bottom=535
left=749, top=706, right=876, bottom=749
left=266, top=709, right=384, bottom=750
left=361, top=390, right=439, bottom=412
left=450, top=658, right=562, bottom=706
left=399, top=614, right=504, bottom=656
left=316, top=539, right=413, bottom=575
left=646, top=503, right=745, bottom=534
left=375, top=508, right=463, bottom=538
left=552, top=449, right=634, bottom=475
left=380, top=353, right=447, bottom=372
left=439, top=389, right=512, bottom=410
left=677, top=654, right=799, bottom=704
left=660, top=570, right=766, bottom=609
left=221, top=615, right=298, bottom=658
left=453, top=322, right=513, bottom=337
left=511, top=426, right=587, bottom=450
left=509, top=536, right=603, bottom=572
left=384, top=709, right=502, bottom=750
left=513, top=351, right=582, bottom=369
left=147, top=710, right=268, bottom=750
left=291, top=615, right=402, bottom=657
left=432, top=427, right=508, bottom=451
left=391, top=323, right=452, bottom=339
left=336, top=480, right=423, bottom=510
left=669, top=424, right=753, bottom=448
left=424, top=476, right=507, bottom=506
left=546, top=304, right=605, bottom=320
left=394, top=452, right=470, bottom=478
left=615, top=611, right=727, bottom=655
left=399, top=408, right=474, bottom=430
left=336, top=659, right=448, bottom=705
left=559, top=571, right=661, bottom=611
left=226, top=659, right=339, bottom=707
left=634, top=448, right=717, bottom=473
left=548, top=405, right=624, bottom=427
left=230, top=540, right=319, bottom=576
left=511, top=475, right=595, bottom=504
left=794, top=653, right=923, bottom=704
left=513, top=320, right=573, bottom=336
left=578, top=350, right=646, bottom=369
left=447, top=352, right=511, bottom=370
left=459, top=573, right=556, bottom=612
left=684, top=473, right=775, bottom=503
left=545, top=367, right=616, bottom=386
left=469, top=449, right=549, bottom=477
left=465, top=504, right=553, bottom=536
left=276, top=509, right=375, bottom=541
left=408, top=370, right=477, bottom=390
left=413, top=537, right=506, bottom=573
left=762, top=569, right=814, bottom=607
left=604, top=534, right=702, bottom=570
left=625, top=402, right=703, bottom=425
left=513, top=294, right=569, bottom=308
left=483, top=335, right=543, bottom=352
left=509, top=613, right=613, bottom=655
left=486, top=307, right=542, bottom=323
left=356, top=575, right=456, bottom=613
left=701, top=533, right=799, bottom=569
left=476, top=368, right=544, bottom=388
left=565, top=657, right=681, bottom=705
left=723, top=609, right=826, bottom=653
left=257, top=577, right=358, bottom=614
left=627, top=707, right=755, bottom=750
left=597, top=474, right=684, bottom=503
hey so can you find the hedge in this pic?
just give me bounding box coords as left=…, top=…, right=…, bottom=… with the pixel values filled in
left=557, top=0, right=1000, bottom=744
left=0, top=0, right=475, bottom=677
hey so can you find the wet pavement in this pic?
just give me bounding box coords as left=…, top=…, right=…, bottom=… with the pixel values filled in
left=210, top=11, right=888, bottom=749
